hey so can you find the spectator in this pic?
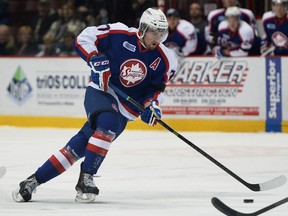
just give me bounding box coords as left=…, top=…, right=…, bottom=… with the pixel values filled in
left=0, top=0, right=10, bottom=25
left=205, top=0, right=256, bottom=47
left=16, top=26, right=39, bottom=56
left=48, top=3, right=86, bottom=42
left=261, top=0, right=288, bottom=56
left=0, top=24, right=15, bottom=55
left=58, top=31, right=77, bottom=56
left=36, top=32, right=60, bottom=56
left=164, top=8, right=208, bottom=57
left=214, top=7, right=254, bottom=57
left=31, top=0, right=59, bottom=44
left=95, top=8, right=109, bottom=25
left=189, top=2, right=207, bottom=37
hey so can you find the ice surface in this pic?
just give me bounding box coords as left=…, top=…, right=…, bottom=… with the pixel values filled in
left=0, top=126, right=287, bottom=216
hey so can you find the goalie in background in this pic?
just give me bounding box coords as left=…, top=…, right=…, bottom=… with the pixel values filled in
left=213, top=7, right=254, bottom=58
left=261, top=0, right=288, bottom=56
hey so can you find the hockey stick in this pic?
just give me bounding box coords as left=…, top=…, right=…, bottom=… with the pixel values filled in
left=211, top=197, right=288, bottom=216
left=110, top=83, right=287, bottom=192
left=260, top=46, right=275, bottom=57
left=0, top=166, right=6, bottom=179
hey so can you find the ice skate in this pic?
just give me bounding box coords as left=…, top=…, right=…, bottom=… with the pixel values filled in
left=75, top=163, right=99, bottom=203
left=12, top=174, right=40, bottom=202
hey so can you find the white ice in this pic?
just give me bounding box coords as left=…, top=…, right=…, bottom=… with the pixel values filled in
left=0, top=126, right=287, bottom=216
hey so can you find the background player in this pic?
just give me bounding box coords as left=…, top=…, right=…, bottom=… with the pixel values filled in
left=214, top=7, right=254, bottom=57
left=164, top=8, right=208, bottom=57
left=205, top=0, right=256, bottom=47
left=261, top=0, right=288, bottom=56
left=12, top=8, right=177, bottom=203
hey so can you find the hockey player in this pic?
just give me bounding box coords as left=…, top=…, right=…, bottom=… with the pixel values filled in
left=205, top=0, right=256, bottom=47
left=12, top=8, right=177, bottom=203
left=164, top=8, right=208, bottom=56
left=214, top=7, right=254, bottom=57
left=262, top=0, right=288, bottom=56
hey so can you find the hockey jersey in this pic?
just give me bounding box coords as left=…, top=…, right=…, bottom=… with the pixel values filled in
left=164, top=19, right=197, bottom=56
left=217, top=20, right=254, bottom=57
left=74, top=22, right=178, bottom=120
left=262, top=11, right=288, bottom=56
left=205, top=8, right=256, bottom=44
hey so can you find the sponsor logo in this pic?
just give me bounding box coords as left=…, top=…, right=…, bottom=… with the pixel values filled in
left=36, top=75, right=89, bottom=89
left=272, top=31, right=288, bottom=47
left=266, top=58, right=282, bottom=132
left=168, top=59, right=248, bottom=98
left=92, top=60, right=109, bottom=67
left=123, top=41, right=136, bottom=52
left=7, top=66, right=32, bottom=104
left=119, top=59, right=147, bottom=87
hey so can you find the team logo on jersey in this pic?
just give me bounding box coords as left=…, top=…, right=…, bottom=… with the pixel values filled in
left=7, top=66, right=32, bottom=104
left=120, top=59, right=147, bottom=87
left=123, top=41, right=136, bottom=52
left=272, top=31, right=288, bottom=47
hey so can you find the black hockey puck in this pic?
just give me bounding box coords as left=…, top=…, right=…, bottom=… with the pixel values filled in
left=244, top=199, right=254, bottom=203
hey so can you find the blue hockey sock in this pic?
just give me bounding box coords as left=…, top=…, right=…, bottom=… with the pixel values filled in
left=35, top=130, right=89, bottom=183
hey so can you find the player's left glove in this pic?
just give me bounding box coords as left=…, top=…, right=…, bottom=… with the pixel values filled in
left=141, top=100, right=162, bottom=126
left=88, top=55, right=111, bottom=92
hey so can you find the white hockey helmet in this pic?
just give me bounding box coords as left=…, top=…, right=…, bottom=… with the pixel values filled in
left=272, top=0, right=288, bottom=9
left=225, top=6, right=241, bottom=19
left=138, top=8, right=169, bottom=43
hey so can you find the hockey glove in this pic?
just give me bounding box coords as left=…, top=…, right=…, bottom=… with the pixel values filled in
left=88, top=55, right=111, bottom=92
left=141, top=100, right=162, bottom=126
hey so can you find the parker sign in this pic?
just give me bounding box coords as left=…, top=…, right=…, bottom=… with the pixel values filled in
left=162, top=58, right=262, bottom=118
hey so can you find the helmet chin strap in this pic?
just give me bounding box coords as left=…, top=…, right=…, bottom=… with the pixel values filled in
left=137, top=30, right=147, bottom=48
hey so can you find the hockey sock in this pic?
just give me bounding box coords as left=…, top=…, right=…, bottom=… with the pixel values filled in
left=35, top=130, right=89, bottom=183
left=82, top=112, right=118, bottom=175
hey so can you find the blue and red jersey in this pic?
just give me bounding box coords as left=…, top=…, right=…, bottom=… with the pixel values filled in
left=74, top=22, right=178, bottom=120
left=262, top=11, right=288, bottom=56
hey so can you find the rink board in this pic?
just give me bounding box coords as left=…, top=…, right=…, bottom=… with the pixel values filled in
left=0, top=57, right=287, bottom=132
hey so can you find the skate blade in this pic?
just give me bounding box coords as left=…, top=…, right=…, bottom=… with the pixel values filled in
left=12, top=187, right=25, bottom=202
left=75, top=191, right=97, bottom=203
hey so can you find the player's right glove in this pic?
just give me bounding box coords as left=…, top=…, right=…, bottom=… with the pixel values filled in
left=88, top=55, right=111, bottom=92
left=141, top=100, right=162, bottom=126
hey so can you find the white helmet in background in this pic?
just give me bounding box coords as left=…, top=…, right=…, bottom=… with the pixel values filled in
left=138, top=8, right=169, bottom=43
left=272, top=0, right=288, bottom=10
left=225, top=6, right=241, bottom=19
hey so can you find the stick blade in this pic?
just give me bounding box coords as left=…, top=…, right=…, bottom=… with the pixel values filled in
left=211, top=197, right=250, bottom=216
left=259, top=175, right=287, bottom=191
